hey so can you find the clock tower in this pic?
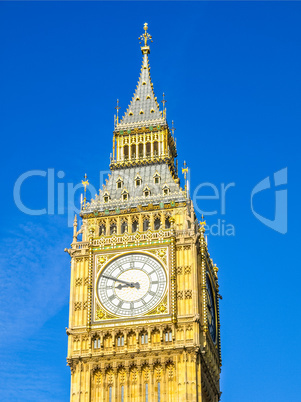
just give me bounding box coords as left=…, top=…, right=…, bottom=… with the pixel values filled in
left=66, top=23, right=222, bottom=402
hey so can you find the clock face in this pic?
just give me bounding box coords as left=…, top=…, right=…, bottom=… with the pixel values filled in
left=97, top=253, right=167, bottom=317
left=206, top=274, right=216, bottom=343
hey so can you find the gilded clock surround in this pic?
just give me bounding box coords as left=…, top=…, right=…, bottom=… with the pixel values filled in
left=66, top=23, right=222, bottom=402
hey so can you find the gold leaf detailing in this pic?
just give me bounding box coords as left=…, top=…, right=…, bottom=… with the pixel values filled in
left=96, top=308, right=106, bottom=320
left=95, top=304, right=116, bottom=321
left=158, top=249, right=166, bottom=258
left=98, top=255, right=106, bottom=264
left=97, top=255, right=107, bottom=271
left=157, top=302, right=167, bottom=314
left=152, top=248, right=167, bottom=264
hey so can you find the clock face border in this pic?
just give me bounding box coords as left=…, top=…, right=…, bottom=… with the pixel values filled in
left=206, top=273, right=217, bottom=344
left=93, top=249, right=169, bottom=321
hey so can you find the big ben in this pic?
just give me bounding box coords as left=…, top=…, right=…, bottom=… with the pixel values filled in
left=66, top=23, right=222, bottom=402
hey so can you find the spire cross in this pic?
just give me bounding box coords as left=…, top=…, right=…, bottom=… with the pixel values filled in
left=139, top=23, right=153, bottom=54
left=115, top=99, right=120, bottom=126
left=139, top=22, right=152, bottom=47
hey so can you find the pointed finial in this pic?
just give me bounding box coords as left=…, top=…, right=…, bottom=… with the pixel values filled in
left=200, top=214, right=206, bottom=227
left=82, top=173, right=89, bottom=207
left=73, top=214, right=78, bottom=242
left=182, top=161, right=188, bottom=196
left=199, top=214, right=207, bottom=236
left=115, top=99, right=120, bottom=126
left=171, top=120, right=176, bottom=137
left=139, top=23, right=153, bottom=54
left=161, top=93, right=167, bottom=119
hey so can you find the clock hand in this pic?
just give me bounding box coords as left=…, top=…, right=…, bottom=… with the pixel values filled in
left=115, top=280, right=140, bottom=290
left=115, top=284, right=132, bottom=290
left=101, top=274, right=140, bottom=289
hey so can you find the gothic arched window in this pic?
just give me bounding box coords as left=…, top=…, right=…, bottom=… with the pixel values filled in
left=139, top=143, right=143, bottom=158
left=162, top=185, right=170, bottom=196
left=143, top=219, right=149, bottom=231
left=143, top=186, right=150, bottom=197
left=146, top=142, right=151, bottom=157
left=154, top=217, right=161, bottom=230
left=99, top=224, right=106, bottom=236
left=131, top=144, right=136, bottom=159
left=121, top=221, right=128, bottom=234
left=165, top=330, right=172, bottom=342
left=110, top=222, right=117, bottom=235
left=141, top=332, right=148, bottom=345
left=124, top=145, right=129, bottom=160
left=116, top=178, right=123, bottom=189
left=121, top=189, right=129, bottom=201
left=132, top=219, right=138, bottom=233
left=117, top=335, right=124, bottom=347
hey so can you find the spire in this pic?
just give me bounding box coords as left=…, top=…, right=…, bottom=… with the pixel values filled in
left=118, top=23, right=165, bottom=129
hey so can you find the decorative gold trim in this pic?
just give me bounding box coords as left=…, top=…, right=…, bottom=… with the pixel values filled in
left=95, top=303, right=116, bottom=321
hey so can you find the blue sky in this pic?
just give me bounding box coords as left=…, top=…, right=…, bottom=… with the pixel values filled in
left=0, top=2, right=300, bottom=401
